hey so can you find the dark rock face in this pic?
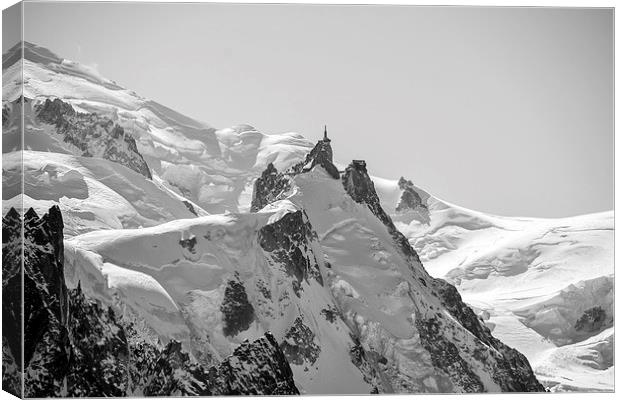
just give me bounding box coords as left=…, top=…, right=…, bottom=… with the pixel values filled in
left=220, top=274, right=256, bottom=337
left=425, top=278, right=544, bottom=392
left=14, top=206, right=129, bottom=397
left=123, top=317, right=162, bottom=395
left=291, top=139, right=340, bottom=179
left=259, top=209, right=323, bottom=295
left=2, top=207, right=300, bottom=397
left=65, top=285, right=129, bottom=397
left=415, top=317, right=485, bottom=392
left=2, top=208, right=23, bottom=397
left=575, top=306, right=607, bottom=332
left=396, top=177, right=430, bottom=220
left=23, top=206, right=71, bottom=397
left=279, top=317, right=321, bottom=366
left=140, top=332, right=299, bottom=396
left=210, top=332, right=299, bottom=395
left=142, top=340, right=212, bottom=396
left=35, top=98, right=152, bottom=179
left=251, top=162, right=292, bottom=212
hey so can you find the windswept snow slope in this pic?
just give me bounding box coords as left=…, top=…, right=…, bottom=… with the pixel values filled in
left=374, top=178, right=614, bottom=392
left=64, top=201, right=371, bottom=394
left=3, top=42, right=314, bottom=219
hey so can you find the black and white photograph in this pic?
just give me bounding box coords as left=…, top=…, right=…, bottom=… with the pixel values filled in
left=1, top=0, right=615, bottom=397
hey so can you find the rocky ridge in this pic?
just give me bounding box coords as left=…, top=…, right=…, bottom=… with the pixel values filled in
left=251, top=162, right=292, bottom=212
left=34, top=98, right=152, bottom=179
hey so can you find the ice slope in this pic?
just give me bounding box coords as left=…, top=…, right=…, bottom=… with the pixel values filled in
left=373, top=178, right=614, bottom=392
left=2, top=150, right=202, bottom=235
left=3, top=42, right=314, bottom=214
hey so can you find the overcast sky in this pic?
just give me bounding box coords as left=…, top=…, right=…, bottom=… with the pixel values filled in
left=11, top=2, right=614, bottom=217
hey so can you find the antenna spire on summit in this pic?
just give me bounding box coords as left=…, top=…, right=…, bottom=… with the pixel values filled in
left=323, top=125, right=330, bottom=142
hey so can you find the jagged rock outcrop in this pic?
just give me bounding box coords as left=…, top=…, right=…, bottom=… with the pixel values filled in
left=279, top=316, right=321, bottom=367
left=12, top=206, right=128, bottom=397
left=2, top=206, right=300, bottom=397
left=291, top=138, right=340, bottom=179
left=251, top=162, right=292, bottom=212
left=2, top=208, right=23, bottom=397
left=395, top=177, right=431, bottom=224
left=23, top=206, right=71, bottom=397
left=65, top=285, right=129, bottom=397
left=252, top=136, right=339, bottom=214
left=35, top=98, right=152, bottom=179
left=220, top=274, right=256, bottom=337
left=209, top=332, right=300, bottom=395
left=142, top=340, right=212, bottom=396
left=342, top=160, right=423, bottom=266
left=259, top=209, right=324, bottom=295
left=396, top=177, right=425, bottom=212
left=139, top=328, right=300, bottom=396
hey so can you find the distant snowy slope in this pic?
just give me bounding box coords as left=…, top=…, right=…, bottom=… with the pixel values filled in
left=373, top=177, right=614, bottom=392
left=3, top=42, right=314, bottom=217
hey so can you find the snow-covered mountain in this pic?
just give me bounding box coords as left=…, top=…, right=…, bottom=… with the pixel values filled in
left=2, top=42, right=613, bottom=394
left=3, top=42, right=314, bottom=217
